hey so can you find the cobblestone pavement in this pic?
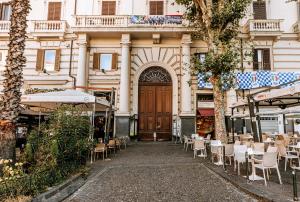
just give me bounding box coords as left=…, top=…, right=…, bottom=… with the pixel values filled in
left=65, top=142, right=257, bottom=202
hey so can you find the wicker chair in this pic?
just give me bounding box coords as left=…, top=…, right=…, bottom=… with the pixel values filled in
left=94, top=143, right=107, bottom=161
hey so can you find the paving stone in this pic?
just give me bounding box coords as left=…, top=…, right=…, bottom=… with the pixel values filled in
left=65, top=142, right=256, bottom=202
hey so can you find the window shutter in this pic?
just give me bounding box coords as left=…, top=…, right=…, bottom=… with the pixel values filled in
left=36, top=49, right=45, bottom=71
left=111, top=53, right=118, bottom=70
left=156, top=1, right=163, bottom=15
left=149, top=1, right=157, bottom=15
left=150, top=1, right=164, bottom=15
left=48, top=2, right=61, bottom=20
left=253, top=1, right=266, bottom=20
left=263, top=49, right=271, bottom=70
left=93, top=53, right=100, bottom=70
left=102, top=1, right=115, bottom=15
left=0, top=4, right=3, bottom=21
left=54, top=49, right=61, bottom=71
left=253, top=49, right=258, bottom=71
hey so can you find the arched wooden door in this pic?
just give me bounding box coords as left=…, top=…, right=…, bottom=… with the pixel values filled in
left=138, top=67, right=172, bottom=141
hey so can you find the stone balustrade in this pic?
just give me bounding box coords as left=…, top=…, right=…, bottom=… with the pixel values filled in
left=74, top=15, right=185, bottom=28
left=246, top=19, right=283, bottom=32
left=31, top=21, right=66, bottom=33
left=0, top=21, right=10, bottom=33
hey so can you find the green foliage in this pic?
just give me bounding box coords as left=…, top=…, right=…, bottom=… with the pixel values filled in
left=176, top=0, right=252, bottom=89
left=0, top=106, right=93, bottom=200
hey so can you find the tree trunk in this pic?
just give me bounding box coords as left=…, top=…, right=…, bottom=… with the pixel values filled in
left=211, top=77, right=227, bottom=143
left=0, top=0, right=30, bottom=160
left=0, top=123, right=16, bottom=160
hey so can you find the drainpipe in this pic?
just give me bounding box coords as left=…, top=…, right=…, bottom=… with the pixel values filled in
left=69, top=40, right=76, bottom=88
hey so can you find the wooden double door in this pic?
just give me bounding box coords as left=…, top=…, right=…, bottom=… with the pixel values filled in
left=138, top=84, right=172, bottom=141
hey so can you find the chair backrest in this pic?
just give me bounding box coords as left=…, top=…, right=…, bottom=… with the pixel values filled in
left=108, top=140, right=115, bottom=146
left=95, top=143, right=105, bottom=150
left=263, top=152, right=278, bottom=167
left=244, top=141, right=252, bottom=148
left=267, top=146, right=278, bottom=153
left=206, top=134, right=211, bottom=140
left=225, top=144, right=234, bottom=155
left=253, top=143, right=265, bottom=152
left=194, top=140, right=205, bottom=149
left=234, top=145, right=247, bottom=162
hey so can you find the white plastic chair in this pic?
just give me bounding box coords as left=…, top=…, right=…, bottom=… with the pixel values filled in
left=225, top=144, right=234, bottom=165
left=210, top=140, right=222, bottom=163
left=234, top=145, right=247, bottom=175
left=194, top=140, right=207, bottom=159
left=184, top=136, right=193, bottom=151
left=276, top=141, right=300, bottom=171
left=253, top=152, right=282, bottom=186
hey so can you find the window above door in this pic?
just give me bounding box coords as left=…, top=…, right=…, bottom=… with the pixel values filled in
left=48, top=2, right=62, bottom=21
left=101, top=1, right=116, bottom=15
left=149, top=1, right=164, bottom=15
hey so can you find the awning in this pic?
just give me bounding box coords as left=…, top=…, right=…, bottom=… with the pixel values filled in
left=21, top=89, right=111, bottom=112
left=198, top=108, right=215, bottom=116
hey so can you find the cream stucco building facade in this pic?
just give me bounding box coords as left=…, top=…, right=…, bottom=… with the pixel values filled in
left=0, top=0, right=300, bottom=138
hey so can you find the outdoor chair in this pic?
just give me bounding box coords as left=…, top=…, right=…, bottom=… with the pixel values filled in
left=262, top=133, right=268, bottom=142
left=225, top=144, right=234, bottom=165
left=115, top=138, right=121, bottom=150
left=253, top=143, right=265, bottom=153
left=253, top=152, right=282, bottom=186
left=184, top=136, right=193, bottom=151
left=108, top=139, right=116, bottom=156
left=210, top=140, right=222, bottom=164
left=193, top=140, right=207, bottom=159
left=94, top=143, right=107, bottom=161
left=276, top=140, right=300, bottom=171
left=234, top=145, right=248, bottom=175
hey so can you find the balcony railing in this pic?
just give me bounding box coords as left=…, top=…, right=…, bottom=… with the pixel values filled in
left=246, top=19, right=283, bottom=33
left=74, top=15, right=186, bottom=28
left=0, top=21, right=10, bottom=32
left=31, top=21, right=67, bottom=33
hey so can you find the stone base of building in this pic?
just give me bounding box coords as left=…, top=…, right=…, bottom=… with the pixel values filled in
left=115, top=116, right=130, bottom=138
left=180, top=115, right=196, bottom=136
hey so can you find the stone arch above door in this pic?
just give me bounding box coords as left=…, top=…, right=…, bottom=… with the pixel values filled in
left=139, top=66, right=172, bottom=84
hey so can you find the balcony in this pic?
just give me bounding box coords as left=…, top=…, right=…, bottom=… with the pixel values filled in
left=30, top=21, right=67, bottom=40
left=245, top=19, right=283, bottom=40
left=0, top=21, right=10, bottom=36
left=72, top=15, right=188, bottom=33
left=293, top=22, right=300, bottom=41
left=0, top=20, right=67, bottom=39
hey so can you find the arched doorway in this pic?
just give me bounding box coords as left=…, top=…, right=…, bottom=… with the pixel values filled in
left=138, top=66, right=173, bottom=141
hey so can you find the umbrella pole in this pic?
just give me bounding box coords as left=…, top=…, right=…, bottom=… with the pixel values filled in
left=38, top=110, right=41, bottom=135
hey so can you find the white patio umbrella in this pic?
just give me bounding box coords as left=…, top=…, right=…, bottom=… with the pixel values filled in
left=21, top=89, right=110, bottom=112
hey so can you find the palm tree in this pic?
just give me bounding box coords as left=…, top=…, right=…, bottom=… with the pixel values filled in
left=0, top=0, right=30, bottom=160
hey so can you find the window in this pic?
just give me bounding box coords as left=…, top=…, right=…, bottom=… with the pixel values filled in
left=253, top=1, right=266, bottom=19
left=149, top=1, right=164, bottom=15
left=48, top=2, right=62, bottom=20
left=93, top=53, right=118, bottom=71
left=195, top=53, right=207, bottom=64
left=44, top=50, right=56, bottom=71
left=36, top=49, right=61, bottom=72
left=102, top=1, right=116, bottom=15
left=0, top=3, right=11, bottom=21
left=253, top=49, right=270, bottom=71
